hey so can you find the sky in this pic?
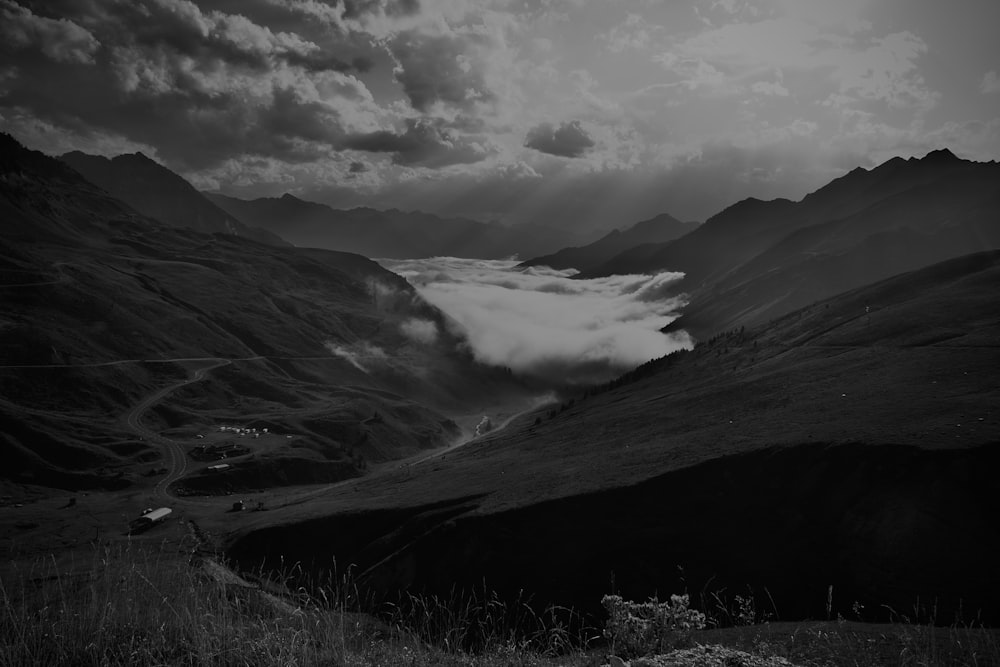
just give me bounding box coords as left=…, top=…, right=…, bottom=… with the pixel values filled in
left=384, top=257, right=690, bottom=383
left=2, top=0, right=999, bottom=231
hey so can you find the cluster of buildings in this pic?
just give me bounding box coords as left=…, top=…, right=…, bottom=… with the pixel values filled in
left=217, top=425, right=270, bottom=439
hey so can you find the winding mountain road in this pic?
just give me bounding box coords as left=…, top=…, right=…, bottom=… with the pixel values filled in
left=124, top=359, right=232, bottom=501
left=5, top=353, right=546, bottom=507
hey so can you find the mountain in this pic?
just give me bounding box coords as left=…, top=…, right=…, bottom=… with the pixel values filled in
left=1, top=134, right=532, bottom=491
left=230, top=249, right=1000, bottom=624
left=517, top=212, right=698, bottom=272
left=59, top=151, right=286, bottom=246
left=205, top=192, right=591, bottom=259
left=583, top=149, right=1000, bottom=339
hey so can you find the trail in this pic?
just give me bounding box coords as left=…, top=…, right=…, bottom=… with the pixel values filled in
left=124, top=359, right=231, bottom=502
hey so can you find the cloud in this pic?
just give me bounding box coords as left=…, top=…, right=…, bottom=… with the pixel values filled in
left=0, top=0, right=98, bottom=64
left=387, top=29, right=496, bottom=113
left=831, top=31, right=937, bottom=110
left=343, top=0, right=420, bottom=22
left=400, top=317, right=439, bottom=344
left=343, top=116, right=495, bottom=167
left=751, top=79, right=789, bottom=96
left=524, top=120, right=595, bottom=158
left=981, top=71, right=1000, bottom=95
left=324, top=341, right=389, bottom=373
left=0, top=0, right=386, bottom=170
left=665, top=18, right=936, bottom=109
left=653, top=54, right=732, bottom=91
left=3, top=0, right=994, bottom=229
left=383, top=257, right=692, bottom=384
left=285, top=50, right=374, bottom=74
left=603, top=13, right=655, bottom=53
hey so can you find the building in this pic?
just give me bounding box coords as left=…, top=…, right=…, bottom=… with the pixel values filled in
left=129, top=507, right=172, bottom=533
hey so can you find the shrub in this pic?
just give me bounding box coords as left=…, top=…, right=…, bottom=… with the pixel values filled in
left=602, top=593, right=706, bottom=658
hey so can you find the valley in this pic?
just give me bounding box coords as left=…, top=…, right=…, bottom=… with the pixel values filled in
left=5, top=2, right=1000, bottom=663
left=226, top=250, right=1000, bottom=624
left=1, top=134, right=998, bottom=666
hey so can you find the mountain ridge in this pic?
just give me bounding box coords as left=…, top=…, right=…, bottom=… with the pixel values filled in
left=517, top=212, right=698, bottom=272
left=206, top=191, right=593, bottom=259
left=59, top=151, right=287, bottom=246
left=580, top=149, right=1000, bottom=338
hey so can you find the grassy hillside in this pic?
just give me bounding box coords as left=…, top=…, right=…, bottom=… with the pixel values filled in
left=0, top=135, right=533, bottom=491
left=229, top=250, right=1000, bottom=624
left=584, top=150, right=1000, bottom=339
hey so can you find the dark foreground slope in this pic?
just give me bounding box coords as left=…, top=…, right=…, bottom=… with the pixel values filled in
left=0, top=135, right=530, bottom=491
left=587, top=150, right=1000, bottom=339
left=229, top=250, right=1000, bottom=623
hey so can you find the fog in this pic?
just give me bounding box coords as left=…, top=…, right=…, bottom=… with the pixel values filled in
left=382, top=257, right=692, bottom=384
left=324, top=341, right=389, bottom=373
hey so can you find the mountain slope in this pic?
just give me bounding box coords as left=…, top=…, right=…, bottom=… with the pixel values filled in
left=206, top=192, right=589, bottom=259
left=60, top=151, right=286, bottom=246
left=229, top=250, right=1000, bottom=623
left=1, top=135, right=531, bottom=491
left=666, top=175, right=1000, bottom=337
left=584, top=150, right=1000, bottom=338
left=517, top=212, right=697, bottom=272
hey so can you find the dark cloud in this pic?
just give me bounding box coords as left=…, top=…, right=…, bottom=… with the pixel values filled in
left=0, top=0, right=378, bottom=170
left=342, top=0, right=420, bottom=20
left=0, top=0, right=98, bottom=64
left=284, top=50, right=372, bottom=73
left=349, top=160, right=369, bottom=172
left=524, top=120, right=595, bottom=158
left=343, top=117, right=492, bottom=168
left=388, top=31, right=494, bottom=112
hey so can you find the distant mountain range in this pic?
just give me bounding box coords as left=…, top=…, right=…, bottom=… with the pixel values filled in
left=527, top=149, right=999, bottom=339
left=205, top=192, right=595, bottom=259
left=60, top=151, right=287, bottom=246
left=54, top=149, right=599, bottom=261
left=516, top=212, right=698, bottom=271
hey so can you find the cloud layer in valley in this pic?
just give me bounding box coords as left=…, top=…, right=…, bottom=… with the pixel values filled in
left=383, top=257, right=692, bottom=384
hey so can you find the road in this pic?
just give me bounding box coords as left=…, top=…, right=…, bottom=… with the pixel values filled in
left=7, top=353, right=548, bottom=507
left=124, top=359, right=231, bottom=501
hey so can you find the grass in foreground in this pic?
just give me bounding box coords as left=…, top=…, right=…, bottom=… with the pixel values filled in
left=2, top=541, right=999, bottom=666
left=0, top=540, right=596, bottom=666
